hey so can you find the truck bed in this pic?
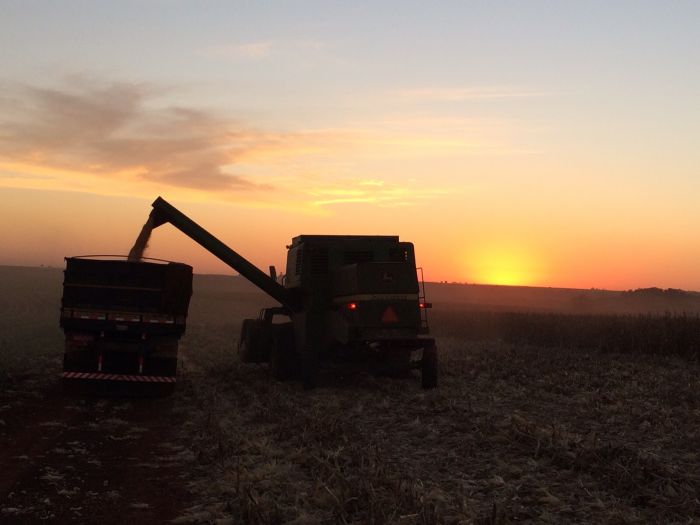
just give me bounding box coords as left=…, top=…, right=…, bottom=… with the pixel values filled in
left=60, top=257, right=193, bottom=390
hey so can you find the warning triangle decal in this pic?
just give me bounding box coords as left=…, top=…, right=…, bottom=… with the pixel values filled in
left=381, top=306, right=399, bottom=323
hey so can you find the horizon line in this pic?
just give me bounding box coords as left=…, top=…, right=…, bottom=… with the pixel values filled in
left=3, top=263, right=697, bottom=295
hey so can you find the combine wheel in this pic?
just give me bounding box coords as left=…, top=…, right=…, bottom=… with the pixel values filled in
left=269, top=323, right=297, bottom=381
left=421, top=342, right=438, bottom=389
left=300, top=352, right=319, bottom=390
left=239, top=319, right=264, bottom=363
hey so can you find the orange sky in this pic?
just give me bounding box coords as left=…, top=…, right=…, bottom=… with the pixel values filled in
left=1, top=3, right=699, bottom=290
left=2, top=185, right=699, bottom=291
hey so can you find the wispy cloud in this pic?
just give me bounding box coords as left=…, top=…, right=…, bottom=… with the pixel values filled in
left=0, top=78, right=522, bottom=210
left=0, top=80, right=443, bottom=208
left=0, top=79, right=274, bottom=194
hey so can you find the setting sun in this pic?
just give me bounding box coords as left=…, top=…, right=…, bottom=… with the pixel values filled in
left=467, top=245, right=545, bottom=286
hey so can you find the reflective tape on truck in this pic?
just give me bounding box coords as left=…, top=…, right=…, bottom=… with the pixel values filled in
left=107, top=312, right=142, bottom=322
left=61, top=371, right=176, bottom=383
left=63, top=309, right=177, bottom=324
left=142, top=314, right=175, bottom=324
left=72, top=309, right=107, bottom=320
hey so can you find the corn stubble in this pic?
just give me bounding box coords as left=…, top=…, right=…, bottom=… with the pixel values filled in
left=173, top=287, right=700, bottom=524
left=2, top=270, right=699, bottom=522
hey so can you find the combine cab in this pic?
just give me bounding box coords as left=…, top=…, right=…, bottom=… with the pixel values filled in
left=59, top=256, right=193, bottom=394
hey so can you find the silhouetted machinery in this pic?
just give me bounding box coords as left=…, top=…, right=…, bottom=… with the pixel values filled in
left=60, top=196, right=437, bottom=391
left=60, top=256, right=193, bottom=393
left=148, top=197, right=437, bottom=389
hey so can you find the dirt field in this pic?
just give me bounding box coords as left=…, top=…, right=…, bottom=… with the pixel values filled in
left=0, top=267, right=194, bottom=523
left=1, top=267, right=699, bottom=523
left=0, top=373, right=193, bottom=523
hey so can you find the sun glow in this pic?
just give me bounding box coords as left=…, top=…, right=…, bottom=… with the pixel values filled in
left=468, top=245, right=544, bottom=286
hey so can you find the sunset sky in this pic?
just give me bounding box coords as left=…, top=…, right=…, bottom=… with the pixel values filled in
left=1, top=1, right=699, bottom=290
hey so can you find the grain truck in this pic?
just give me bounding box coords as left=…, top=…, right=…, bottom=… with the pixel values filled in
left=60, top=256, right=192, bottom=393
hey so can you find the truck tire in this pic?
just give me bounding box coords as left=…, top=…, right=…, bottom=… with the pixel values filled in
left=150, top=338, right=179, bottom=376
left=421, top=342, right=438, bottom=389
left=269, top=323, right=296, bottom=381
left=62, top=349, right=82, bottom=373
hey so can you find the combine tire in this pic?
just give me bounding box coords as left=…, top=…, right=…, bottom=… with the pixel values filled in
left=269, top=323, right=297, bottom=381
left=421, top=342, right=438, bottom=389
left=239, top=319, right=265, bottom=363
left=300, top=352, right=318, bottom=390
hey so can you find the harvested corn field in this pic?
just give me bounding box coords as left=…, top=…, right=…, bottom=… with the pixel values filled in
left=1, top=268, right=699, bottom=523
left=174, top=276, right=700, bottom=524
left=175, top=342, right=700, bottom=524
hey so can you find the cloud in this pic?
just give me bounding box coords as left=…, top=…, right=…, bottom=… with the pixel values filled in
left=0, top=78, right=519, bottom=211
left=0, top=80, right=270, bottom=193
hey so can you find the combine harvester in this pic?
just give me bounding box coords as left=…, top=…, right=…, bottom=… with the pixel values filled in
left=60, top=196, right=437, bottom=391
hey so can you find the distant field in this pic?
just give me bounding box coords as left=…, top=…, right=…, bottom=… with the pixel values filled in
left=0, top=267, right=64, bottom=380
left=2, top=267, right=696, bottom=379
left=1, top=266, right=699, bottom=523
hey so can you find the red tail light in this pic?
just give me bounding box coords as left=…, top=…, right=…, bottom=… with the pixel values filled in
left=419, top=302, right=432, bottom=309
left=347, top=302, right=357, bottom=310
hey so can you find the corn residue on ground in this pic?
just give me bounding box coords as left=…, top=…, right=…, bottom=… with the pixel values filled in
left=2, top=268, right=699, bottom=524
left=174, top=336, right=700, bottom=524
